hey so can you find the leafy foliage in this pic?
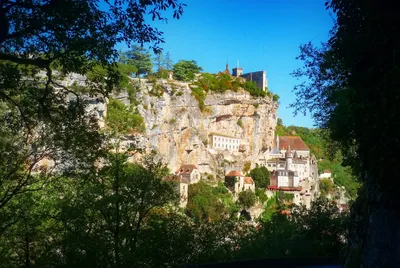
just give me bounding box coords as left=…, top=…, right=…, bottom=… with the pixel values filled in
left=173, top=60, right=202, bottom=81
left=243, top=80, right=266, bottom=97
left=249, top=166, right=270, bottom=188
left=320, top=178, right=335, bottom=197
left=238, top=190, right=256, bottom=209
left=186, top=181, right=237, bottom=222
left=106, top=98, right=145, bottom=134
left=120, top=45, right=153, bottom=77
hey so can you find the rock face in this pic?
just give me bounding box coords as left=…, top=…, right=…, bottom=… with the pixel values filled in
left=113, top=78, right=278, bottom=176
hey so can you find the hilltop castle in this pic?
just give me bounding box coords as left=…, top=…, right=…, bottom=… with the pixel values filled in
left=219, top=63, right=268, bottom=91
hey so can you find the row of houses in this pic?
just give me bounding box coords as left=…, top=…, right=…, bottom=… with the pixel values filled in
left=163, top=164, right=256, bottom=207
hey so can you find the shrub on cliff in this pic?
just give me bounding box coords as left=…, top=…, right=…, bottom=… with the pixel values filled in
left=173, top=60, right=202, bottom=81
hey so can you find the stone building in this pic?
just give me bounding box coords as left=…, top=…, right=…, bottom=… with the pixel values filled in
left=209, top=133, right=241, bottom=152
left=224, top=170, right=255, bottom=195
left=175, top=164, right=201, bottom=184
left=232, top=67, right=267, bottom=91
left=319, top=170, right=332, bottom=180
left=269, top=148, right=301, bottom=190
left=265, top=136, right=312, bottom=182
left=217, top=63, right=268, bottom=91
left=164, top=175, right=189, bottom=207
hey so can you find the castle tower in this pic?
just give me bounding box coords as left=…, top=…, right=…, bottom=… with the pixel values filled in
left=285, top=146, right=293, bottom=170
left=232, top=67, right=243, bottom=77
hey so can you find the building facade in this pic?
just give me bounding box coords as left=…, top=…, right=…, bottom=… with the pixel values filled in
left=224, top=170, right=255, bottom=195
left=164, top=175, right=189, bottom=207
left=175, top=164, right=201, bottom=184
left=210, top=133, right=241, bottom=152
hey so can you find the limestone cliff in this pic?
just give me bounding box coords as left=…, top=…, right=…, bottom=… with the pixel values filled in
left=114, top=78, right=278, bottom=176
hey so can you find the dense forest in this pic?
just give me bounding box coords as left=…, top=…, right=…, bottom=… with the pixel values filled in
left=1, top=0, right=399, bottom=267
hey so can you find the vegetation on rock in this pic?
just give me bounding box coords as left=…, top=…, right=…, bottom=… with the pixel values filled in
left=173, top=60, right=203, bottom=81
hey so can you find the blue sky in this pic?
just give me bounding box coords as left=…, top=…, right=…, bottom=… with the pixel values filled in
left=121, top=0, right=334, bottom=128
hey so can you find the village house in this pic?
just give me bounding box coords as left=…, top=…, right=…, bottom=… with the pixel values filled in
left=175, top=164, right=201, bottom=184
left=164, top=175, right=189, bottom=207
left=319, top=170, right=333, bottom=180
left=224, top=170, right=255, bottom=195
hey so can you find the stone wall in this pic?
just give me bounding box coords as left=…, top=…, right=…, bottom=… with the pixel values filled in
left=241, top=71, right=267, bottom=90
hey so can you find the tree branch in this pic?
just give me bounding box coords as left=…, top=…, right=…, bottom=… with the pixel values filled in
left=0, top=53, right=50, bottom=69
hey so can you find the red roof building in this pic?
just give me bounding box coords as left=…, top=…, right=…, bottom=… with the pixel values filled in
left=278, top=136, right=309, bottom=151
left=226, top=170, right=243, bottom=177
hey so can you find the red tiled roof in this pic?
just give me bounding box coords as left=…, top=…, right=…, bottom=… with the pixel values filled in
left=176, top=164, right=198, bottom=175
left=278, top=136, right=309, bottom=151
left=226, top=170, right=243, bottom=177
left=323, top=170, right=331, bottom=173
left=244, top=177, right=254, bottom=184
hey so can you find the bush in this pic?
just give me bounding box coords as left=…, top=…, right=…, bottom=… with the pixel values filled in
left=273, top=94, right=280, bottom=101
left=256, top=188, right=268, bottom=204
left=238, top=190, right=256, bottom=209
left=243, top=81, right=266, bottom=97
left=249, top=166, right=270, bottom=188
left=190, top=86, right=207, bottom=111
left=237, top=119, right=244, bottom=128
left=173, top=60, right=202, bottom=81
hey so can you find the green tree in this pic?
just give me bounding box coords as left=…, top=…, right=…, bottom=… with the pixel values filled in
left=120, top=45, right=153, bottom=77
left=291, top=1, right=400, bottom=265
left=320, top=178, right=334, bottom=197
left=164, top=51, right=174, bottom=70
left=238, top=190, right=256, bottom=209
left=243, top=161, right=252, bottom=174
left=106, top=98, right=145, bottom=134
left=173, top=60, right=202, bottom=81
left=249, top=166, right=270, bottom=188
left=186, top=181, right=236, bottom=222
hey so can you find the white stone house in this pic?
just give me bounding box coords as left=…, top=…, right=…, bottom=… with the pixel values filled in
left=319, top=170, right=332, bottom=180
left=175, top=164, right=201, bottom=184
left=209, top=133, right=241, bottom=152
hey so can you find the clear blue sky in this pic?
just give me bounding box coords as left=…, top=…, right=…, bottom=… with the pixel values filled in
left=121, top=0, right=334, bottom=128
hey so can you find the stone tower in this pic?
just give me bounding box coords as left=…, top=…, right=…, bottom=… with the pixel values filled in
left=285, top=146, right=293, bottom=170
left=232, top=67, right=243, bottom=77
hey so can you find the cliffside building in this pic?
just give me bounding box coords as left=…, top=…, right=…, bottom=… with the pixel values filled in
left=266, top=136, right=314, bottom=182
left=269, top=148, right=301, bottom=190
left=224, top=170, right=255, bottom=195
left=218, top=64, right=268, bottom=91
left=209, top=133, right=241, bottom=152
left=232, top=66, right=267, bottom=91
left=164, top=175, right=189, bottom=207
left=175, top=164, right=201, bottom=184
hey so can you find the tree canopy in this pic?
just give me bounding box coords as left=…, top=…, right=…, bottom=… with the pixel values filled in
left=249, top=166, right=270, bottom=188
left=291, top=0, right=400, bottom=265
left=120, top=45, right=153, bottom=77
left=173, top=60, right=202, bottom=81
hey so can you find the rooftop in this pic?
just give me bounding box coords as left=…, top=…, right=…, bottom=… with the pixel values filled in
left=176, top=164, right=198, bottom=175
left=164, top=175, right=189, bottom=184
left=226, top=170, right=243, bottom=177
left=209, top=132, right=239, bottom=139
left=244, top=177, right=254, bottom=184
left=278, top=136, right=309, bottom=151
